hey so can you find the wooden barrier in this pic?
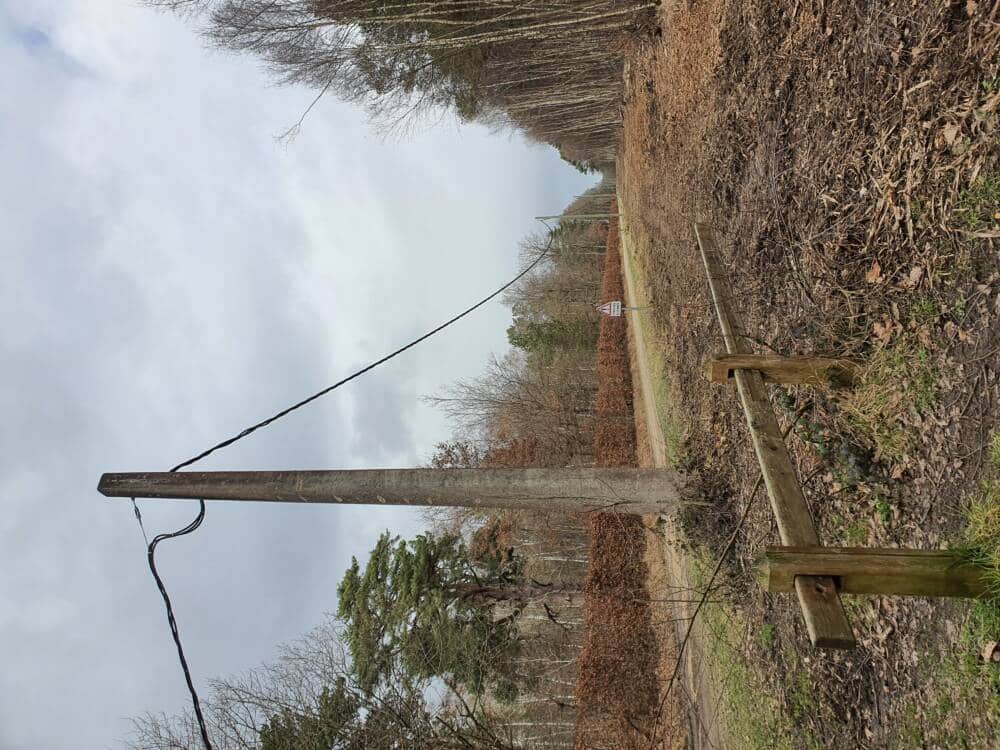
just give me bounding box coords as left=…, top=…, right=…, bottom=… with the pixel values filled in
left=695, top=223, right=856, bottom=649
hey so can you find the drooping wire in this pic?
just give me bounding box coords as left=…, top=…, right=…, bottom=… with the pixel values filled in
left=132, top=243, right=552, bottom=749
left=132, top=497, right=213, bottom=748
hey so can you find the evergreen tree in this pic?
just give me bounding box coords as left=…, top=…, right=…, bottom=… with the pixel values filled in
left=337, top=531, right=523, bottom=701
left=506, top=317, right=597, bottom=355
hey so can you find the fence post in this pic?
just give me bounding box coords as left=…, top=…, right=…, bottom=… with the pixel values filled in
left=761, top=547, right=991, bottom=598
left=704, top=354, right=858, bottom=387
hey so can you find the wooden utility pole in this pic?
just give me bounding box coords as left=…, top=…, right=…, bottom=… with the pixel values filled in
left=99, top=467, right=690, bottom=516
left=534, top=213, right=619, bottom=221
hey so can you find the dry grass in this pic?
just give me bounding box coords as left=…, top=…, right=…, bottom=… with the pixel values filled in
left=834, top=336, right=938, bottom=462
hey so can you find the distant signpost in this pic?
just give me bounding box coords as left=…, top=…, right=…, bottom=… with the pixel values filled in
left=597, top=300, right=650, bottom=317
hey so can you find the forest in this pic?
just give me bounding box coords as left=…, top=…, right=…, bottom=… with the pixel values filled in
left=153, top=0, right=653, bottom=169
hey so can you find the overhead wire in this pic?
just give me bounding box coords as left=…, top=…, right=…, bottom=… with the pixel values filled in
left=130, top=242, right=552, bottom=749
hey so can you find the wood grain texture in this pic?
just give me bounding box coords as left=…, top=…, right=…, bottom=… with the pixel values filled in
left=763, top=546, right=991, bottom=598
left=99, top=467, right=691, bottom=516
left=704, top=354, right=859, bottom=386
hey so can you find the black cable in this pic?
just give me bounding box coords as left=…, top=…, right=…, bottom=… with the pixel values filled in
left=132, top=498, right=213, bottom=749
left=132, top=245, right=551, bottom=749
left=168, top=243, right=550, bottom=473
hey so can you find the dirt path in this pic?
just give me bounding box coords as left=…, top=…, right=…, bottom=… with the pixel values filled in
left=619, top=217, right=728, bottom=750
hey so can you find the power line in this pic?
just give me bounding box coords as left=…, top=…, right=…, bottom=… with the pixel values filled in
left=131, top=244, right=551, bottom=749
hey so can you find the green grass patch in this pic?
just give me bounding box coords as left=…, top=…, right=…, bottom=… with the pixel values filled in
left=955, top=432, right=1000, bottom=598
left=618, top=226, right=686, bottom=466
left=786, top=666, right=818, bottom=722
left=891, top=433, right=1000, bottom=746
left=946, top=434, right=999, bottom=686
left=638, top=318, right=686, bottom=464
left=956, top=434, right=1000, bottom=645
left=686, top=552, right=820, bottom=750
left=908, top=295, right=940, bottom=325
left=843, top=519, right=867, bottom=545
left=955, top=174, right=999, bottom=231
left=874, top=495, right=893, bottom=526
left=835, top=336, right=938, bottom=462
left=759, top=623, right=775, bottom=647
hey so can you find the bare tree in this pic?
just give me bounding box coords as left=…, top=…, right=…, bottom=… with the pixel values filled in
left=127, top=617, right=529, bottom=750
left=147, top=1, right=654, bottom=164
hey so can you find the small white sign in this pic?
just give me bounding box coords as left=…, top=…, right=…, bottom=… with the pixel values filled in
left=596, top=300, right=622, bottom=317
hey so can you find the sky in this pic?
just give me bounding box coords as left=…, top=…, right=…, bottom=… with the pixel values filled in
left=0, top=2, right=595, bottom=747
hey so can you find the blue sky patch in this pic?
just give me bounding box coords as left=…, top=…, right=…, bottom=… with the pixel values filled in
left=13, top=24, right=51, bottom=50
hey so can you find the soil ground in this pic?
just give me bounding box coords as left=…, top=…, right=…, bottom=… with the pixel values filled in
left=618, top=0, right=999, bottom=747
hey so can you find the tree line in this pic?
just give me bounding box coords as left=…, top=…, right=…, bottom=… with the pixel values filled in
left=128, top=522, right=593, bottom=749
left=150, top=1, right=655, bottom=168
left=430, top=179, right=615, bottom=469
left=129, top=524, right=584, bottom=749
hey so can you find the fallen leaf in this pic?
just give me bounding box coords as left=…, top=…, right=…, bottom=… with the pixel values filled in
left=890, top=464, right=905, bottom=480
left=940, top=122, right=961, bottom=146
left=866, top=260, right=883, bottom=284
left=903, top=266, right=924, bottom=289
left=874, top=319, right=894, bottom=344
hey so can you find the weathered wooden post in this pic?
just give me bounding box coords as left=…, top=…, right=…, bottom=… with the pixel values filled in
left=760, top=547, right=992, bottom=598
left=704, top=354, right=858, bottom=387
left=99, top=467, right=692, bottom=516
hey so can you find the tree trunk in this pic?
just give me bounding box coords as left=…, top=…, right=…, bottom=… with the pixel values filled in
left=454, top=582, right=583, bottom=602
left=98, top=467, right=688, bottom=515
